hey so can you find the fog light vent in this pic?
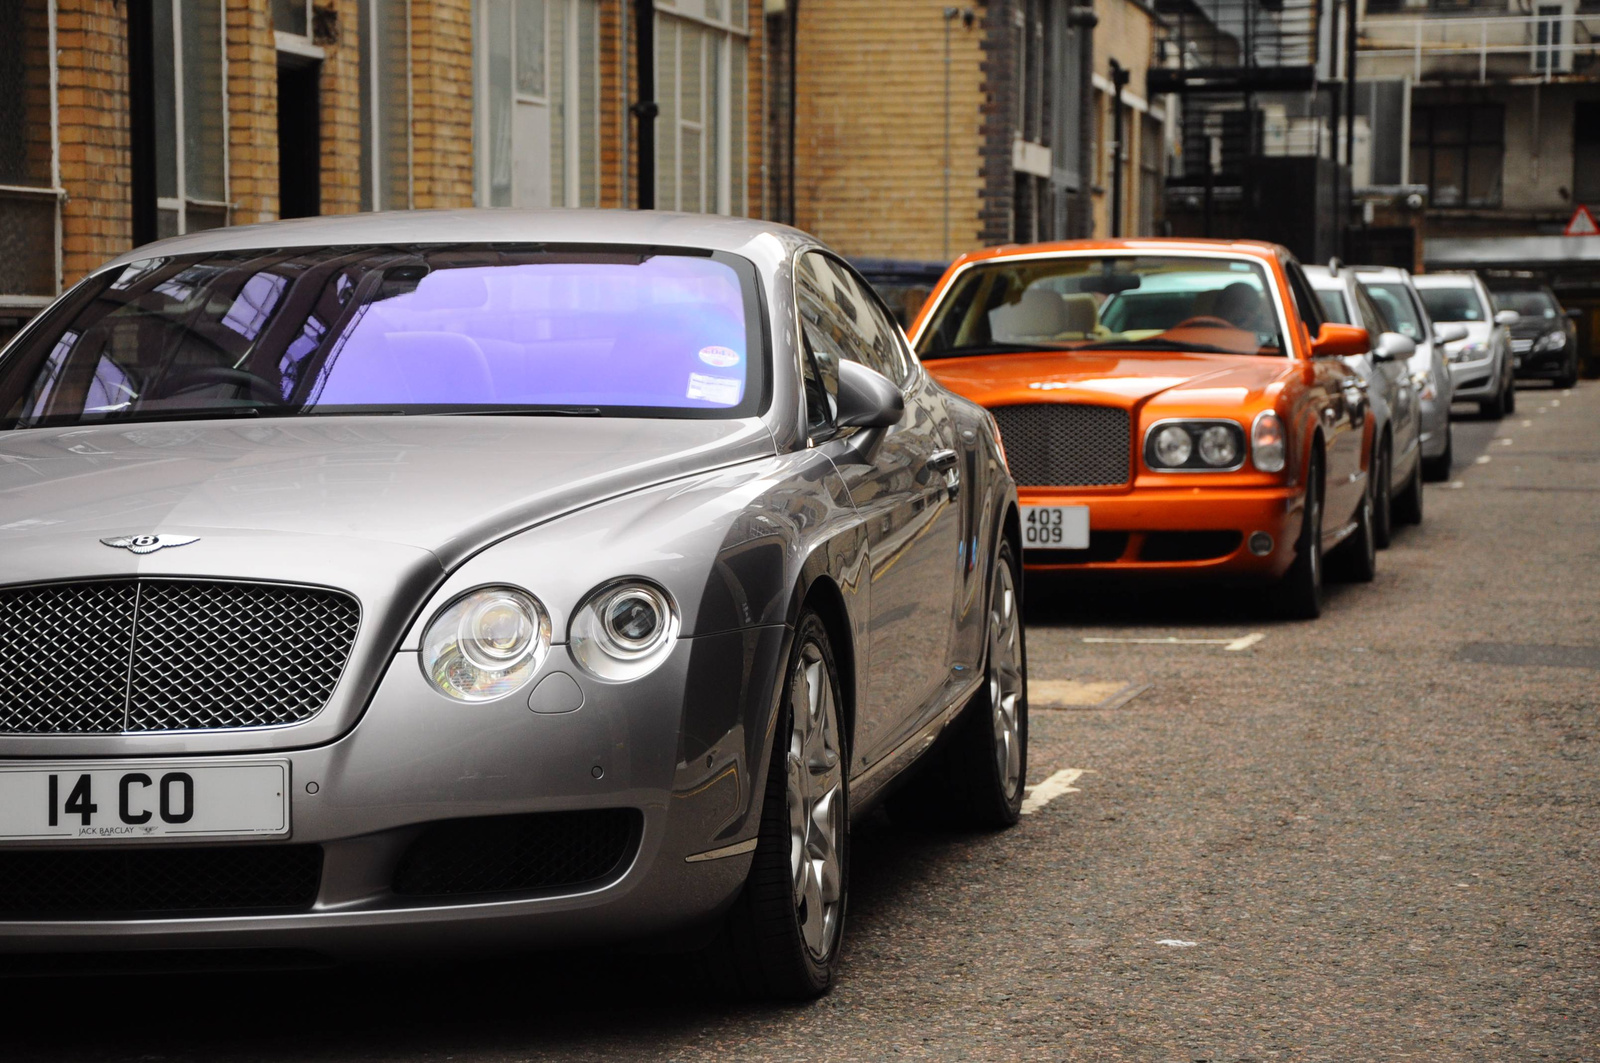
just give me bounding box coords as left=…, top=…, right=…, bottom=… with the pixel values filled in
left=1248, top=532, right=1274, bottom=556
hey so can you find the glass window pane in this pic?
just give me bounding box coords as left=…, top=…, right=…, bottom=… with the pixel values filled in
left=516, top=0, right=545, bottom=97
left=182, top=0, right=226, bottom=205
left=1432, top=146, right=1464, bottom=207
left=0, top=191, right=56, bottom=296
left=0, top=0, right=54, bottom=188
left=1466, top=145, right=1503, bottom=206
left=549, top=0, right=565, bottom=205
left=1471, top=105, right=1502, bottom=144
left=272, top=0, right=306, bottom=34
left=153, top=0, right=178, bottom=200
left=379, top=0, right=411, bottom=210
left=655, top=17, right=677, bottom=210
left=1432, top=108, right=1467, bottom=145
left=488, top=0, right=514, bottom=206
left=680, top=23, right=702, bottom=125
left=578, top=0, right=600, bottom=207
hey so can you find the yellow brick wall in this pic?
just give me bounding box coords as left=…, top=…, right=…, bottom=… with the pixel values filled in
left=57, top=0, right=132, bottom=283
left=320, top=0, right=365, bottom=214
left=410, top=0, right=476, bottom=209
left=794, top=0, right=985, bottom=260
left=227, top=0, right=280, bottom=225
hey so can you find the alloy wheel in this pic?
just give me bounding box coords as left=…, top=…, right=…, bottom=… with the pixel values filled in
left=988, top=558, right=1025, bottom=803
left=786, top=640, right=844, bottom=962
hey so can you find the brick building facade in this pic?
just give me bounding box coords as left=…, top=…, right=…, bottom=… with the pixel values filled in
left=1, top=0, right=763, bottom=341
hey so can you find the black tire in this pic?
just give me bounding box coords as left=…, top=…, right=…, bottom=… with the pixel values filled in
left=1505, top=376, right=1517, bottom=414
left=1273, top=451, right=1324, bottom=620
left=709, top=609, right=848, bottom=1000
left=886, top=540, right=1028, bottom=830
left=1423, top=425, right=1453, bottom=483
left=1327, top=464, right=1377, bottom=583
left=1372, top=439, right=1393, bottom=550
left=1393, top=447, right=1424, bottom=527
left=1480, top=385, right=1506, bottom=420
left=1558, top=357, right=1579, bottom=390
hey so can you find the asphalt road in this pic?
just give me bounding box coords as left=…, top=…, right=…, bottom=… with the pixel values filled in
left=12, top=383, right=1598, bottom=1062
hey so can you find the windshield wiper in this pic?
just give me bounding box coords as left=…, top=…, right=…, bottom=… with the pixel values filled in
left=1075, top=338, right=1243, bottom=355
left=435, top=406, right=604, bottom=417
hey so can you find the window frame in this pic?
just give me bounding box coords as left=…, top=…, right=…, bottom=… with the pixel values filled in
left=360, top=0, right=413, bottom=212
left=654, top=0, right=750, bottom=216
left=156, top=0, right=231, bottom=238
left=1410, top=103, right=1504, bottom=210
left=795, top=248, right=918, bottom=394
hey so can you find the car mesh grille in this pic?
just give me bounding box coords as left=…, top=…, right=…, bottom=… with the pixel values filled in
left=989, top=404, right=1131, bottom=487
left=0, top=579, right=360, bottom=734
left=1511, top=338, right=1534, bottom=353
left=393, top=810, right=642, bottom=898
left=0, top=845, right=322, bottom=919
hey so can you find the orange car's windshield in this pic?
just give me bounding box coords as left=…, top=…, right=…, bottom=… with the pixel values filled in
left=916, top=255, right=1288, bottom=359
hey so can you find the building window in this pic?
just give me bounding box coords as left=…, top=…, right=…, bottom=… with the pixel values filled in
left=1410, top=104, right=1503, bottom=209
left=360, top=0, right=411, bottom=211
left=478, top=0, right=601, bottom=208
left=0, top=0, right=58, bottom=304
left=153, top=0, right=230, bottom=237
left=655, top=0, right=748, bottom=215
left=273, top=0, right=314, bottom=35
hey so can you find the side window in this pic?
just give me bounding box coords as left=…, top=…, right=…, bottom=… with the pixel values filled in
left=1355, top=285, right=1392, bottom=335
left=798, top=318, right=843, bottom=436
left=1283, top=260, right=1324, bottom=333
left=796, top=251, right=911, bottom=387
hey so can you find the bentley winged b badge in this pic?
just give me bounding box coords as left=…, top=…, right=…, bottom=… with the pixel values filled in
left=100, top=534, right=201, bottom=555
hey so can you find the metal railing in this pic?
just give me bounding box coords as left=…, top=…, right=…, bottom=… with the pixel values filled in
left=1358, top=12, right=1600, bottom=82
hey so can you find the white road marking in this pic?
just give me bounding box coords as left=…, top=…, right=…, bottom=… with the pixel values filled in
left=1033, top=680, right=1148, bottom=710
left=1156, top=939, right=1198, bottom=948
left=1521, top=420, right=1533, bottom=427
left=1448, top=481, right=1465, bottom=490
left=1081, top=633, right=1266, bottom=651
left=1475, top=455, right=1492, bottom=465
left=1021, top=769, right=1088, bottom=815
left=1497, top=437, right=1514, bottom=446
left=1551, top=399, right=1561, bottom=407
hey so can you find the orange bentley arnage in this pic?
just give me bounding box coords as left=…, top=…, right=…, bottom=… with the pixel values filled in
left=910, top=239, right=1378, bottom=618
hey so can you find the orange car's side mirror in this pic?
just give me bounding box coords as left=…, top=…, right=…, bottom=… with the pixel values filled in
left=1310, top=323, right=1370, bottom=359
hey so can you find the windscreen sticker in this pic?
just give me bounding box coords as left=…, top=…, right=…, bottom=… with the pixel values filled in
left=698, top=345, right=741, bottom=368
left=687, top=373, right=742, bottom=405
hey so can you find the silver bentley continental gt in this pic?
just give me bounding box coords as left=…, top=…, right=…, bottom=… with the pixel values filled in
left=0, top=211, right=1025, bottom=998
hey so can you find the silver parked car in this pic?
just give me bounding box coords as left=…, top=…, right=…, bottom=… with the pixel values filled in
left=0, top=210, right=1025, bottom=998
left=1352, top=265, right=1463, bottom=482
left=1305, top=263, right=1425, bottom=546
left=1413, top=271, right=1519, bottom=420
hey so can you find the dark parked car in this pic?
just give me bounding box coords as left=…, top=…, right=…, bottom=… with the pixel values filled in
left=1489, top=282, right=1580, bottom=388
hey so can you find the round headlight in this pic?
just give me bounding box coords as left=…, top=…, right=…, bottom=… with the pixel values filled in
left=571, top=579, right=680, bottom=682
left=1198, top=425, right=1239, bottom=467
left=1153, top=425, right=1193, bottom=467
left=421, top=587, right=550, bottom=702
left=1251, top=411, right=1287, bottom=473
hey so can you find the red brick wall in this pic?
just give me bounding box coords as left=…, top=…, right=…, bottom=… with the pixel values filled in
left=57, top=0, right=132, bottom=283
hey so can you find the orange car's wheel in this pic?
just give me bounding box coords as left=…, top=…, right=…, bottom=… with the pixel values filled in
left=1273, top=451, right=1324, bottom=620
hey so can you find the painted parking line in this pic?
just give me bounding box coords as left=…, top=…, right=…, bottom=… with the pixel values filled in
left=1021, top=768, right=1090, bottom=815
left=1082, top=632, right=1266, bottom=652
left=1032, top=679, right=1150, bottom=711
left=1475, top=455, right=1492, bottom=465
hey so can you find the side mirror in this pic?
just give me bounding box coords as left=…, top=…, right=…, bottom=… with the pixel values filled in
left=834, top=359, right=904, bottom=429
left=1494, top=309, right=1520, bottom=327
left=1374, top=331, right=1416, bottom=363
left=1311, top=322, right=1371, bottom=359
left=1433, top=323, right=1469, bottom=345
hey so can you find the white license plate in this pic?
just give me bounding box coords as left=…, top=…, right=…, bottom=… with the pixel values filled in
left=0, top=761, right=290, bottom=841
left=1021, top=505, right=1090, bottom=550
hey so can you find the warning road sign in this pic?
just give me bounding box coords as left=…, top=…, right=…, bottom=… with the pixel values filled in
left=1564, top=204, right=1599, bottom=236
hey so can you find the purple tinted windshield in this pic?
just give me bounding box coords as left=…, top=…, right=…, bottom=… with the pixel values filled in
left=0, top=248, right=763, bottom=429
left=312, top=258, right=750, bottom=409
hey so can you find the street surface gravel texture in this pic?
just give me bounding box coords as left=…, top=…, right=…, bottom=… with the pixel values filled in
left=10, top=385, right=1598, bottom=1062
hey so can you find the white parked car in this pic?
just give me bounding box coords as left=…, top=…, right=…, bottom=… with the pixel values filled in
left=1413, top=272, right=1519, bottom=420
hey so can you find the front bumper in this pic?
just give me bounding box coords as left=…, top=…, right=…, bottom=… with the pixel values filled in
left=1019, top=485, right=1304, bottom=579
left=0, top=628, right=785, bottom=958
left=1513, top=343, right=1571, bottom=380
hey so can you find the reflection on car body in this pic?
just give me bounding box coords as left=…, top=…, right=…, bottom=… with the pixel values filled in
left=0, top=210, right=1023, bottom=999
left=911, top=238, right=1382, bottom=619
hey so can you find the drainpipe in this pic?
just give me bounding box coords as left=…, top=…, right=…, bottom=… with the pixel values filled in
left=1069, top=2, right=1097, bottom=238
left=632, top=0, right=658, bottom=209
left=128, top=0, right=157, bottom=246
left=1110, top=58, right=1130, bottom=238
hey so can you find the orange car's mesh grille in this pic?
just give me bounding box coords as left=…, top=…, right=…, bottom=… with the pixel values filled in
left=989, top=404, right=1131, bottom=487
